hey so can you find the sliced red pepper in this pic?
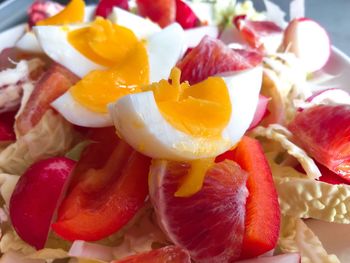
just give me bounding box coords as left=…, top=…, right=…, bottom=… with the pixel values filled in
left=52, top=127, right=151, bottom=241
left=216, top=136, right=280, bottom=259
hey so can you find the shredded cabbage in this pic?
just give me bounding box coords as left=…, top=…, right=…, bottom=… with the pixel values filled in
left=0, top=59, right=43, bottom=114
left=0, top=110, right=78, bottom=175
left=279, top=216, right=340, bottom=263
left=252, top=124, right=321, bottom=179
left=274, top=175, right=350, bottom=224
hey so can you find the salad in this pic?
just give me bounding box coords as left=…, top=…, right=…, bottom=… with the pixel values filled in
left=0, top=0, right=348, bottom=262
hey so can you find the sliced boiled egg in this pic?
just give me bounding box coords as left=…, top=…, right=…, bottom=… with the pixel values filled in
left=15, top=31, right=43, bottom=54
left=109, top=66, right=263, bottom=160
left=33, top=24, right=104, bottom=78
left=50, top=19, right=186, bottom=127
left=108, top=7, right=161, bottom=39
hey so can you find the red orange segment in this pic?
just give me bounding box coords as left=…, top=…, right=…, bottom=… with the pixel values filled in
left=149, top=160, right=248, bottom=262
left=16, top=63, right=79, bottom=135
left=177, top=36, right=262, bottom=84
left=289, top=105, right=350, bottom=182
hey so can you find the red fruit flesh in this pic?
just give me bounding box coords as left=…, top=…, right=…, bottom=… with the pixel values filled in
left=9, top=157, right=76, bottom=249
left=289, top=105, right=350, bottom=182
left=53, top=128, right=151, bottom=241
left=318, top=163, right=350, bottom=185
left=136, top=0, right=176, bottom=28
left=16, top=63, right=79, bottom=135
left=149, top=160, right=249, bottom=262
left=177, top=36, right=263, bottom=84
left=0, top=111, right=16, bottom=142
left=175, top=0, right=199, bottom=29
left=95, top=0, right=129, bottom=18
left=234, top=15, right=283, bottom=52
left=27, top=0, right=64, bottom=27
left=216, top=136, right=280, bottom=259
left=112, top=246, right=191, bottom=263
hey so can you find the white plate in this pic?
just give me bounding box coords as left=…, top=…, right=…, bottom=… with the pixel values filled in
left=0, top=5, right=350, bottom=263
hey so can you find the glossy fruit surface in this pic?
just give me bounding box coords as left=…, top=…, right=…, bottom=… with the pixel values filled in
left=177, top=36, right=262, bottom=84
left=289, top=105, right=350, bottom=182
left=10, top=157, right=76, bottom=249
left=149, top=160, right=248, bottom=262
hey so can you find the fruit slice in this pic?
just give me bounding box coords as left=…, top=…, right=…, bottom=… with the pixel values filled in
left=234, top=15, right=283, bottom=53
left=112, top=246, right=191, bottom=263
left=216, top=136, right=280, bottom=259
left=177, top=36, right=262, bottom=84
left=9, top=157, right=75, bottom=249
left=53, top=127, right=151, bottom=241
left=136, top=0, right=176, bottom=28
left=0, top=111, right=16, bottom=142
left=288, top=105, right=350, bottom=182
left=149, top=160, right=248, bottom=262
left=16, top=62, right=79, bottom=135
left=282, top=18, right=330, bottom=72
left=175, top=0, right=199, bottom=29
left=95, top=0, right=129, bottom=18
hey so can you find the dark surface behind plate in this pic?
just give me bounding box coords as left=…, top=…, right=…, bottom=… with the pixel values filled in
left=0, top=0, right=349, bottom=55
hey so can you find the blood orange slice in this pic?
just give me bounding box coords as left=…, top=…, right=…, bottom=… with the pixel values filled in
left=149, top=160, right=248, bottom=262
left=177, top=36, right=262, bottom=84
left=113, top=246, right=191, bottom=263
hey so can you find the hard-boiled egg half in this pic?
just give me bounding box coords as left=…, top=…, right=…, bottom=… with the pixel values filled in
left=30, top=3, right=185, bottom=127
left=48, top=20, right=185, bottom=127
left=109, top=66, right=262, bottom=161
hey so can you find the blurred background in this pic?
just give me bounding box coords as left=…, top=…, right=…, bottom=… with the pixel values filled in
left=0, top=0, right=349, bottom=55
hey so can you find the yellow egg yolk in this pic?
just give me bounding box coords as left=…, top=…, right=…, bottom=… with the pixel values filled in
left=144, top=68, right=232, bottom=197
left=149, top=68, right=232, bottom=138
left=36, top=0, right=85, bottom=26
left=68, top=18, right=140, bottom=67
left=70, top=41, right=149, bottom=113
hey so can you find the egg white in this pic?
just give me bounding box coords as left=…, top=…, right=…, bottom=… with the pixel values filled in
left=109, top=66, right=263, bottom=160
left=109, top=7, right=161, bottom=39
left=51, top=91, right=112, bottom=127
left=15, top=31, right=43, bottom=54
left=33, top=25, right=104, bottom=78
left=50, top=23, right=186, bottom=128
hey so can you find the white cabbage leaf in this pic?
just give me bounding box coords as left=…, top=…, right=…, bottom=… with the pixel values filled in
left=252, top=124, right=321, bottom=179
left=0, top=110, right=78, bottom=175
left=279, top=216, right=340, bottom=263
left=274, top=175, right=350, bottom=224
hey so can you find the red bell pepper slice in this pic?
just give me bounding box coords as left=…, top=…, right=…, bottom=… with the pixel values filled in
left=52, top=127, right=151, bottom=241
